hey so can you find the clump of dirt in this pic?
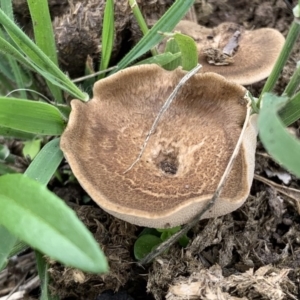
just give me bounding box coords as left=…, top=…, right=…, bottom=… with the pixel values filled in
left=48, top=205, right=139, bottom=299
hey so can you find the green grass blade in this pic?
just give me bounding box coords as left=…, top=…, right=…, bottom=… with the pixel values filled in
left=258, top=20, right=300, bottom=106
left=0, top=225, right=17, bottom=270
left=0, top=35, right=34, bottom=70
left=0, top=162, right=17, bottom=175
left=98, top=0, right=114, bottom=80
left=25, top=138, right=63, bottom=185
left=0, top=173, right=108, bottom=273
left=283, top=61, right=300, bottom=97
left=35, top=251, right=59, bottom=300
left=27, top=0, right=63, bottom=103
left=111, top=0, right=194, bottom=73
left=0, top=0, right=13, bottom=18
left=135, top=51, right=181, bottom=67
left=0, top=126, right=36, bottom=139
left=0, top=8, right=88, bottom=101
left=0, top=3, right=27, bottom=99
left=0, top=98, right=65, bottom=135
left=258, top=93, right=300, bottom=177
left=279, top=91, right=300, bottom=126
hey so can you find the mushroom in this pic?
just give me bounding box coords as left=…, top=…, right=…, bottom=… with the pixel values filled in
left=60, top=64, right=257, bottom=228
left=165, top=20, right=285, bottom=85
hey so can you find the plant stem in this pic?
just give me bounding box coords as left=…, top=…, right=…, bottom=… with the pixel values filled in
left=129, top=0, right=158, bottom=56
left=283, top=61, right=300, bottom=97
left=258, top=19, right=300, bottom=106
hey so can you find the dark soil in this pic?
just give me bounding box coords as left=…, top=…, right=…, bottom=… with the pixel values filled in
left=2, top=0, right=300, bottom=299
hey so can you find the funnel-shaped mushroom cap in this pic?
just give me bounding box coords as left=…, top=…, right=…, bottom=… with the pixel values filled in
left=60, top=65, right=257, bottom=228
left=171, top=20, right=285, bottom=85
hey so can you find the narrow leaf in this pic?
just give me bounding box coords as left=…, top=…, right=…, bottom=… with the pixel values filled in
left=0, top=98, right=65, bottom=135
left=258, top=93, right=300, bottom=177
left=0, top=225, right=17, bottom=270
left=0, top=174, right=108, bottom=273
left=279, top=91, right=300, bottom=126
left=112, top=0, right=194, bottom=73
left=0, top=8, right=88, bottom=101
left=25, top=138, right=63, bottom=185
left=27, top=0, right=63, bottom=102
left=135, top=51, right=181, bottom=67
left=0, top=126, right=36, bottom=139
left=98, top=0, right=114, bottom=80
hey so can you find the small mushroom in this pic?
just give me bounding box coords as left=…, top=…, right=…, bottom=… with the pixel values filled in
left=167, top=20, right=285, bottom=85
left=60, top=64, right=257, bottom=228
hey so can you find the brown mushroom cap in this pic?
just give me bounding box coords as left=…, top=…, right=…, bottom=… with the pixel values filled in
left=171, top=20, right=285, bottom=85
left=60, top=64, right=257, bottom=228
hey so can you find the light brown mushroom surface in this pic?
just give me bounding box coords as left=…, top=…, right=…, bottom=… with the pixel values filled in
left=60, top=64, right=257, bottom=228
left=170, top=20, right=285, bottom=85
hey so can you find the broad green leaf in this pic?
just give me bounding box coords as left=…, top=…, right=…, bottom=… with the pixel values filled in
left=25, top=138, right=63, bottom=185
left=165, top=32, right=198, bottom=71
left=279, top=91, right=300, bottom=126
left=0, top=225, right=17, bottom=270
left=135, top=52, right=181, bottom=67
left=112, top=0, right=194, bottom=73
left=0, top=139, right=63, bottom=261
left=163, top=38, right=181, bottom=70
left=0, top=98, right=65, bottom=135
left=23, top=139, right=42, bottom=160
left=134, top=234, right=162, bottom=260
left=0, top=174, right=108, bottom=273
left=258, top=93, right=300, bottom=178
left=27, top=0, right=63, bottom=102
left=98, top=0, right=114, bottom=80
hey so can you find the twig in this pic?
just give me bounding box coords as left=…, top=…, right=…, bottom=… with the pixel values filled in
left=140, top=95, right=252, bottom=265
left=124, top=64, right=202, bottom=174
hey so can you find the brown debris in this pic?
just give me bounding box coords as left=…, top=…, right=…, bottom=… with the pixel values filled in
left=48, top=205, right=138, bottom=299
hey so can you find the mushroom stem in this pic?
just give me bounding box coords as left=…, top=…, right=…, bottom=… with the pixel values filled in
left=140, top=95, right=253, bottom=265
left=123, top=63, right=202, bottom=174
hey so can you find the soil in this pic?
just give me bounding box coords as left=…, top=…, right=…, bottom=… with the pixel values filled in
left=2, top=0, right=300, bottom=299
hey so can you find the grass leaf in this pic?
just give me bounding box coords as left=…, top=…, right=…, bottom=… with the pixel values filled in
left=0, top=225, right=17, bottom=270
left=27, top=0, right=63, bottom=102
left=258, top=93, right=300, bottom=177
left=279, top=91, right=300, bottom=126
left=0, top=8, right=88, bottom=101
left=25, top=138, right=63, bottom=185
left=0, top=98, right=65, bottom=135
left=0, top=173, right=108, bottom=273
left=98, top=0, right=114, bottom=80
left=112, top=0, right=194, bottom=73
